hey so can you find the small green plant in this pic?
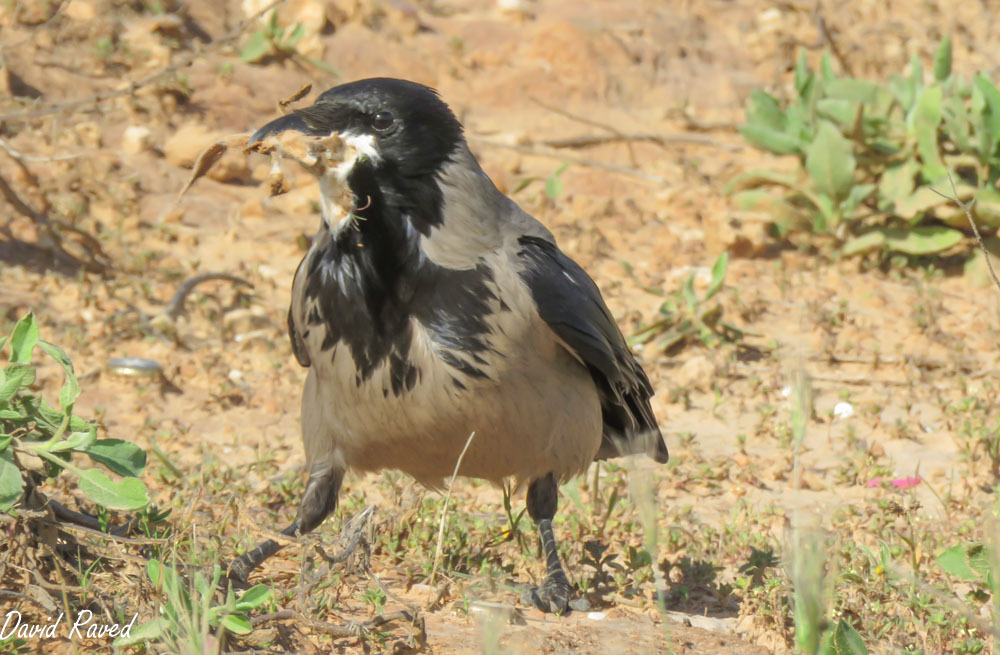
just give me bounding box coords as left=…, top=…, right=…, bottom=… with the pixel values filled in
left=544, top=163, right=570, bottom=202
left=115, top=560, right=271, bottom=650
left=787, top=370, right=869, bottom=655
left=239, top=10, right=336, bottom=73
left=729, top=37, right=1000, bottom=258
left=356, top=587, right=387, bottom=616
left=0, top=313, right=149, bottom=514
left=95, top=37, right=115, bottom=59
left=511, top=163, right=571, bottom=202
left=937, top=542, right=993, bottom=594
left=628, top=252, right=744, bottom=352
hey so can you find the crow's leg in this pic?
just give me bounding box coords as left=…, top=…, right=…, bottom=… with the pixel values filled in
left=524, top=472, right=586, bottom=614
left=228, top=464, right=344, bottom=584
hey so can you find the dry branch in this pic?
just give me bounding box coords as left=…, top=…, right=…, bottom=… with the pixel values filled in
left=468, top=136, right=665, bottom=183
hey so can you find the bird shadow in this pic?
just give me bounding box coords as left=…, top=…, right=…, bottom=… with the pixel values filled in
left=0, top=233, right=89, bottom=277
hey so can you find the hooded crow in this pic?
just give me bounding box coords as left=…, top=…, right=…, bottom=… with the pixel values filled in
left=229, top=78, right=668, bottom=613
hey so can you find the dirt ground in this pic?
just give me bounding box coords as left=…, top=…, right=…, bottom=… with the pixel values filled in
left=3, top=1, right=1000, bottom=653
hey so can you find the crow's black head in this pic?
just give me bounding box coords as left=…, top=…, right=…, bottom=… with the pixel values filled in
left=252, top=78, right=464, bottom=178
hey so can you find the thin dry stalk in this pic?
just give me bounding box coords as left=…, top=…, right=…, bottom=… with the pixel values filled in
left=931, top=172, right=1000, bottom=296
left=428, top=431, right=477, bottom=585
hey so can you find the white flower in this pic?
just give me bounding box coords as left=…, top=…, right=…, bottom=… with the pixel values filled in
left=833, top=401, right=854, bottom=419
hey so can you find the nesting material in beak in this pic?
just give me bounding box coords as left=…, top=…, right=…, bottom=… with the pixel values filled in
left=260, top=130, right=366, bottom=232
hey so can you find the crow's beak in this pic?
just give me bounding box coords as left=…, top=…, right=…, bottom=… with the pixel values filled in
left=249, top=112, right=327, bottom=146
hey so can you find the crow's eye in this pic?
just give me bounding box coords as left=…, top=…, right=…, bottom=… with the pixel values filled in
left=372, top=112, right=395, bottom=132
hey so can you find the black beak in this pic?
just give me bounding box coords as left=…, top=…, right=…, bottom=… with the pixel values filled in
left=249, top=112, right=328, bottom=146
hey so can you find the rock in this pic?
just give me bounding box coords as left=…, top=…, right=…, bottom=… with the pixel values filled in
left=122, top=125, right=152, bottom=155
left=163, top=124, right=252, bottom=184
left=163, top=123, right=217, bottom=168
left=64, top=0, right=97, bottom=20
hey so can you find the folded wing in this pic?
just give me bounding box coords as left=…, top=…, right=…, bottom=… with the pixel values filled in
left=516, top=235, right=668, bottom=463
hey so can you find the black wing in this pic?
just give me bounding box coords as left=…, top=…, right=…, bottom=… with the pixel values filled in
left=289, top=257, right=311, bottom=368
left=288, top=306, right=311, bottom=367
left=517, top=235, right=667, bottom=463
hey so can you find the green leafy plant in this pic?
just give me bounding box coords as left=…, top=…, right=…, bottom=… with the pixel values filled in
left=0, top=313, right=149, bottom=513
left=239, top=10, right=335, bottom=73
left=115, top=560, right=271, bottom=650
left=544, top=163, right=570, bottom=202
left=937, top=542, right=993, bottom=588
left=511, top=163, right=571, bottom=202
left=628, top=252, right=744, bottom=352
left=729, top=37, right=1000, bottom=258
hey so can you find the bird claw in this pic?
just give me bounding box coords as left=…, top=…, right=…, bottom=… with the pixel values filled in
left=225, top=560, right=251, bottom=590
left=520, top=578, right=588, bottom=615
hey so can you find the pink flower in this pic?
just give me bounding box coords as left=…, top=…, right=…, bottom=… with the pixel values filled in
left=866, top=478, right=882, bottom=487
left=891, top=476, right=921, bottom=490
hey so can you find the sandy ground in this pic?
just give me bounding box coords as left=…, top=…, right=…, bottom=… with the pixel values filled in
left=3, top=1, right=1000, bottom=653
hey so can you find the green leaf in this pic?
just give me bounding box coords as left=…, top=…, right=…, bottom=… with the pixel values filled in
left=0, top=364, right=33, bottom=403
left=805, top=121, right=855, bottom=202
left=820, top=52, right=835, bottom=83
left=283, top=23, right=305, bottom=49
left=909, top=54, right=923, bottom=93
left=973, top=74, right=1000, bottom=155
left=843, top=226, right=963, bottom=257
left=840, top=183, right=875, bottom=216
left=888, top=74, right=917, bottom=114
left=239, top=29, right=272, bottom=63
left=9, top=314, right=38, bottom=364
left=911, top=86, right=947, bottom=181
left=942, top=94, right=972, bottom=153
left=745, top=90, right=787, bottom=132
left=816, top=98, right=861, bottom=129
left=794, top=49, right=814, bottom=100
left=738, top=124, right=801, bottom=155
left=886, top=225, right=963, bottom=255
left=842, top=230, right=887, bottom=256
left=113, top=617, right=167, bottom=648
left=894, top=183, right=950, bottom=219
left=0, top=449, right=24, bottom=511
left=682, top=274, right=697, bottom=309
left=933, top=35, right=952, bottom=82
left=704, top=252, right=728, bottom=301
left=544, top=163, right=569, bottom=201
left=825, top=79, right=884, bottom=105
left=828, top=619, right=868, bottom=655
left=972, top=187, right=1000, bottom=227
left=784, top=103, right=812, bottom=144
left=37, top=341, right=79, bottom=412
left=77, top=469, right=149, bottom=511
left=221, top=613, right=253, bottom=635
left=36, top=397, right=65, bottom=431
left=937, top=544, right=981, bottom=582
left=813, top=192, right=837, bottom=232
left=967, top=543, right=993, bottom=583
left=48, top=430, right=97, bottom=453
left=234, top=584, right=271, bottom=612
left=83, top=439, right=147, bottom=477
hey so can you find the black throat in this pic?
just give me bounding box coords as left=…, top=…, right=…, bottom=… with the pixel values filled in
left=300, top=160, right=498, bottom=396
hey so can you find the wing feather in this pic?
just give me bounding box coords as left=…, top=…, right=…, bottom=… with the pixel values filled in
left=516, top=235, right=667, bottom=463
